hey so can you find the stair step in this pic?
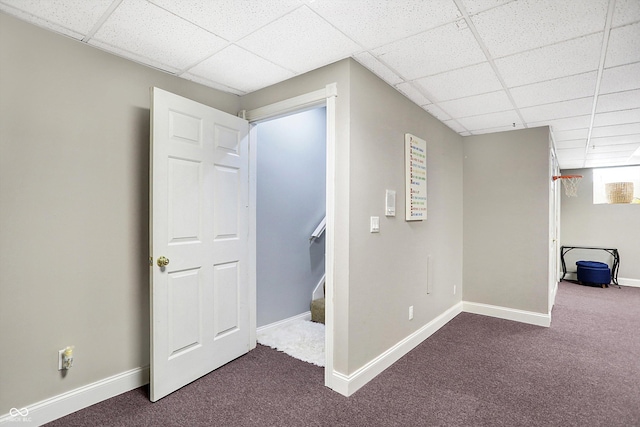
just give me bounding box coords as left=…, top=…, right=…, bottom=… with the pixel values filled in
left=310, top=298, right=325, bottom=324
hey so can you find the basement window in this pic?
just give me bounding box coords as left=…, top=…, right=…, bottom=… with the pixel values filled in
left=592, top=166, right=640, bottom=204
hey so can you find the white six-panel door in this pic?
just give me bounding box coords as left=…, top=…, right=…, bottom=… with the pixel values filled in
left=150, top=88, right=250, bottom=401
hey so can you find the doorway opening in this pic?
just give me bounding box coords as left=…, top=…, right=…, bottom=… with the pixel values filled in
left=253, top=106, right=327, bottom=366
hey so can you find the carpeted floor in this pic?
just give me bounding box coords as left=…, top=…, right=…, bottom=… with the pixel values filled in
left=46, top=281, right=640, bottom=426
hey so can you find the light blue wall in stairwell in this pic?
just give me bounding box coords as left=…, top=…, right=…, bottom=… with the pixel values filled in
left=256, top=107, right=326, bottom=327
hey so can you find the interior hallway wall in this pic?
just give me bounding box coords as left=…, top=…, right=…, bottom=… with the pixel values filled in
left=463, top=127, right=551, bottom=314
left=560, top=168, right=640, bottom=282
left=256, top=108, right=327, bottom=327
left=0, top=13, right=240, bottom=413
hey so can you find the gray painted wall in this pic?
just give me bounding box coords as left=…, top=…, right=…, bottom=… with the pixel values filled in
left=463, top=127, right=551, bottom=314
left=0, top=13, right=240, bottom=413
left=256, top=108, right=326, bottom=327
left=561, top=168, right=640, bottom=281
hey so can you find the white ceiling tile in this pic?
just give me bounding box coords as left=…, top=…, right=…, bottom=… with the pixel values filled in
left=612, top=0, right=640, bottom=27
left=471, top=0, right=609, bottom=58
left=308, top=0, right=461, bottom=49
left=600, top=62, right=640, bottom=94
left=596, top=89, right=640, bottom=113
left=593, top=108, right=640, bottom=127
left=353, top=52, right=403, bottom=86
left=605, top=22, right=640, bottom=68
left=395, top=82, right=433, bottom=108
left=443, top=119, right=468, bottom=133
left=148, top=0, right=301, bottom=42
left=588, top=143, right=640, bottom=154
left=591, top=134, right=640, bottom=146
left=469, top=124, right=525, bottom=135
left=554, top=128, right=589, bottom=141
left=456, top=109, right=522, bottom=131
left=91, top=0, right=227, bottom=72
left=437, top=90, right=512, bottom=118
left=559, top=160, right=587, bottom=169
left=510, top=72, right=597, bottom=108
left=421, top=104, right=452, bottom=121
left=556, top=148, right=586, bottom=160
left=585, top=158, right=629, bottom=167
left=237, top=6, right=360, bottom=74
left=529, top=114, right=593, bottom=131
left=520, top=97, right=594, bottom=123
left=591, top=123, right=640, bottom=138
left=186, top=45, right=295, bottom=94
left=461, top=0, right=514, bottom=16
left=0, top=0, right=113, bottom=39
left=373, top=21, right=486, bottom=80
left=413, top=62, right=503, bottom=102
left=180, top=73, right=246, bottom=95
left=461, top=131, right=473, bottom=136
left=494, top=33, right=602, bottom=88
left=555, top=139, right=587, bottom=149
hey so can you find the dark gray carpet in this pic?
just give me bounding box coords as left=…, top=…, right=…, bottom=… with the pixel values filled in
left=46, top=281, right=640, bottom=426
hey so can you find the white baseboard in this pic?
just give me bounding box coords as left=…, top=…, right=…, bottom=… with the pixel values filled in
left=330, top=302, right=463, bottom=397
left=462, top=301, right=551, bottom=327
left=618, top=277, right=640, bottom=288
left=0, top=366, right=149, bottom=426
left=256, top=311, right=311, bottom=336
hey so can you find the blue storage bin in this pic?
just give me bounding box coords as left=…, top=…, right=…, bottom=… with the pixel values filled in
left=576, top=261, right=611, bottom=286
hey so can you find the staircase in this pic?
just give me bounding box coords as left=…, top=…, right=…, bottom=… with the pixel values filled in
left=311, top=280, right=325, bottom=324
left=309, top=216, right=326, bottom=324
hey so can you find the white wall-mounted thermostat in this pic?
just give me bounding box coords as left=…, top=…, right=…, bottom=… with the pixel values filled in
left=385, top=190, right=396, bottom=217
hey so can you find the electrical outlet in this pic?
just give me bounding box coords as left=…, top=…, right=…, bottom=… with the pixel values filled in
left=409, top=305, right=414, bottom=320
left=58, top=349, right=65, bottom=370
left=453, top=285, right=457, bottom=295
left=58, top=346, right=74, bottom=370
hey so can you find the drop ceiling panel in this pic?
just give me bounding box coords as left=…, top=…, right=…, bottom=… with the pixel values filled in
left=510, top=72, right=597, bottom=108
left=413, top=62, right=503, bottom=102
left=471, top=0, right=609, bottom=58
left=591, top=123, right=640, bottom=138
left=494, top=33, right=602, bottom=88
left=520, top=97, right=594, bottom=123
left=588, top=143, right=640, bottom=154
left=555, top=139, right=587, bottom=149
left=591, top=134, right=640, bottom=146
left=529, top=115, right=593, bottom=131
left=237, top=6, right=360, bottom=74
left=600, top=62, right=640, bottom=94
left=596, top=89, right=640, bottom=113
left=394, top=83, right=432, bottom=109
left=593, top=108, right=640, bottom=127
left=373, top=22, right=486, bottom=80
left=308, top=0, right=461, bottom=49
left=612, top=0, right=640, bottom=27
left=185, top=45, right=295, bottom=94
left=438, top=90, right=512, bottom=118
left=353, top=52, right=403, bottom=86
left=554, top=129, right=589, bottom=141
left=443, top=119, right=468, bottom=133
left=421, top=104, right=452, bottom=122
left=460, top=0, right=514, bottom=16
left=0, top=0, right=113, bottom=39
left=148, top=0, right=302, bottom=42
left=90, top=0, right=227, bottom=73
left=585, top=158, right=629, bottom=167
left=456, top=110, right=522, bottom=131
left=555, top=148, right=585, bottom=160
left=604, top=22, right=640, bottom=68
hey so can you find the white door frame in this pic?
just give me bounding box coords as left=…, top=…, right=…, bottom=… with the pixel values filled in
left=241, top=83, right=337, bottom=390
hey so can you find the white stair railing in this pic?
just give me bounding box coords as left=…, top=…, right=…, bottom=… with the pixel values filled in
left=309, top=216, right=326, bottom=242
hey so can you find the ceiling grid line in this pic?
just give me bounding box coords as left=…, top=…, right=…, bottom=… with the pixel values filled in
left=452, top=0, right=527, bottom=130
left=582, top=0, right=618, bottom=168
left=81, top=0, right=123, bottom=43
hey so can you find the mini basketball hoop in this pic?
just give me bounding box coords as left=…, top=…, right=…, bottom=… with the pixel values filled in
left=553, top=175, right=583, bottom=197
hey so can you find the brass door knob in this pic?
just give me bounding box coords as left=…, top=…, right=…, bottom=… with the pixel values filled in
left=157, top=256, right=170, bottom=267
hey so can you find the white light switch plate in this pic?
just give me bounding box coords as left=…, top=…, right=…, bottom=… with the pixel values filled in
left=370, top=216, right=380, bottom=233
